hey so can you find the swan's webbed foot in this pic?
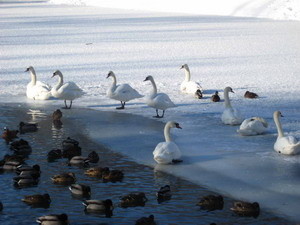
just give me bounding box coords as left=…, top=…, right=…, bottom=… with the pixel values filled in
left=116, top=101, right=125, bottom=110
left=172, top=159, right=183, bottom=164
left=153, top=109, right=164, bottom=118
left=62, top=100, right=72, bottom=109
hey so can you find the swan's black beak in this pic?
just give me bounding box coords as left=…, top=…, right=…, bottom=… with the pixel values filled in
left=281, top=114, right=284, bottom=117
left=231, top=90, right=235, bottom=93
left=51, top=73, right=56, bottom=78
left=25, top=68, right=29, bottom=72
left=180, top=65, right=184, bottom=70
left=175, top=124, right=182, bottom=129
left=143, top=78, right=148, bottom=82
left=106, top=74, right=110, bottom=79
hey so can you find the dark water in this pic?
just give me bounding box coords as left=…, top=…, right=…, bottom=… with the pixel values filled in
left=0, top=103, right=294, bottom=225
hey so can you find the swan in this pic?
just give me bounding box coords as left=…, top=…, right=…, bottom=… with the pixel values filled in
left=153, top=121, right=182, bottom=164
left=25, top=66, right=52, bottom=100
left=106, top=71, right=143, bottom=109
left=51, top=70, right=85, bottom=109
left=180, top=64, right=203, bottom=99
left=144, top=76, right=176, bottom=118
left=273, top=111, right=300, bottom=155
left=237, top=117, right=268, bottom=136
left=221, top=87, right=243, bottom=125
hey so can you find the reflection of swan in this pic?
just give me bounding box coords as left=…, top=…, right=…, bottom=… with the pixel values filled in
left=144, top=76, right=176, bottom=118
left=25, top=66, right=52, bottom=100
left=237, top=117, right=268, bottom=136
left=273, top=111, right=300, bottom=155
left=106, top=71, right=143, bottom=109
left=221, top=87, right=243, bottom=125
left=153, top=121, right=182, bottom=164
left=180, top=64, right=203, bottom=99
left=51, top=70, right=85, bottom=109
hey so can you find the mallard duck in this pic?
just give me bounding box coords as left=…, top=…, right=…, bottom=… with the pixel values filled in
left=13, top=174, right=39, bottom=187
left=1, top=160, right=23, bottom=170
left=102, top=169, right=124, bottom=182
left=231, top=201, right=260, bottom=217
left=84, top=167, right=110, bottom=178
left=135, top=215, right=156, bottom=225
left=47, top=149, right=62, bottom=161
left=36, top=213, right=68, bottom=225
left=197, top=195, right=224, bottom=211
left=22, top=194, right=51, bottom=206
left=83, top=199, right=113, bottom=217
left=211, top=91, right=220, bottom=102
left=68, top=156, right=89, bottom=167
left=69, top=184, right=91, bottom=197
left=3, top=154, right=25, bottom=164
left=156, top=185, right=171, bottom=202
left=244, top=91, right=258, bottom=99
left=16, top=164, right=41, bottom=179
left=62, top=137, right=81, bottom=158
left=62, top=137, right=79, bottom=149
left=2, top=127, right=18, bottom=142
left=51, top=172, right=76, bottom=185
left=87, top=151, right=99, bottom=163
left=10, top=139, right=32, bottom=154
left=120, top=192, right=148, bottom=208
left=52, top=109, right=62, bottom=121
left=19, top=122, right=38, bottom=133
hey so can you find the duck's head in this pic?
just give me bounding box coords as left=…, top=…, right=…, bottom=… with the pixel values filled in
left=215, top=91, right=219, bottom=95
left=180, top=64, right=188, bottom=70
left=143, top=75, right=153, bottom=82
left=52, top=70, right=62, bottom=78
left=225, top=86, right=234, bottom=93
left=106, top=71, right=114, bottom=78
left=25, top=66, right=34, bottom=72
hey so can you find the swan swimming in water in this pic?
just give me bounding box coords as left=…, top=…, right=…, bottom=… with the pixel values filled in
left=25, top=66, right=52, bottom=100
left=153, top=121, right=182, bottom=164
left=144, top=75, right=176, bottom=118
left=221, top=87, right=243, bottom=125
left=180, top=64, right=203, bottom=99
left=273, top=111, right=300, bottom=155
left=51, top=70, right=85, bottom=109
left=237, top=117, right=268, bottom=136
left=106, top=71, right=143, bottom=109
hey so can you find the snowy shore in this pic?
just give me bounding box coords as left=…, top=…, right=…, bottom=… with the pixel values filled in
left=1, top=0, right=300, bottom=222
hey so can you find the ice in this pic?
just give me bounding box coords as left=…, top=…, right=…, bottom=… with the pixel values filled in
left=1, top=0, right=300, bottom=222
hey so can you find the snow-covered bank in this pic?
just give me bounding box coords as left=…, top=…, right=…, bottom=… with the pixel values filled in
left=49, top=0, right=300, bottom=21
left=1, top=0, right=300, bottom=222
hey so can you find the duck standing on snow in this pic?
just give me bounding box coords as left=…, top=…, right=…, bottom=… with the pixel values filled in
left=244, top=91, right=258, bottom=99
left=51, top=70, right=85, bottom=109
left=106, top=71, right=143, bottom=109
left=273, top=111, right=300, bottom=155
left=180, top=64, right=203, bottom=99
left=221, top=87, right=244, bottom=125
left=237, top=117, right=268, bottom=136
left=144, top=76, right=176, bottom=118
left=153, top=121, right=182, bottom=164
left=211, top=91, right=220, bottom=102
left=25, top=66, right=52, bottom=100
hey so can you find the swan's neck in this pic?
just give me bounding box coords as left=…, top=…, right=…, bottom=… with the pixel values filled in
left=274, top=114, right=284, bottom=138
left=184, top=67, right=191, bottom=82
left=29, top=70, right=37, bottom=85
left=224, top=89, right=232, bottom=108
left=150, top=78, right=157, bottom=96
left=110, top=74, right=117, bottom=90
left=55, top=74, right=63, bottom=90
left=164, top=124, right=172, bottom=142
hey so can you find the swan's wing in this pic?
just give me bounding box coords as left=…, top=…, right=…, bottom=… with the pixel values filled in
left=114, top=84, right=143, bottom=101
left=57, top=82, right=85, bottom=100
left=27, top=82, right=52, bottom=100
left=153, top=142, right=181, bottom=164
left=237, top=118, right=267, bottom=135
left=36, top=81, right=51, bottom=90
left=181, top=81, right=203, bottom=94
left=153, top=93, right=176, bottom=109
left=221, top=108, right=243, bottom=125
left=275, top=136, right=300, bottom=155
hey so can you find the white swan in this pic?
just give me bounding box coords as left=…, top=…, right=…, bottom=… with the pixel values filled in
left=144, top=75, right=176, bottom=118
left=51, top=70, right=85, bottom=109
left=153, top=121, right=182, bottom=164
left=180, top=64, right=203, bottom=99
left=221, top=87, right=244, bottom=125
left=273, top=111, right=300, bottom=155
left=25, top=66, right=52, bottom=100
left=106, top=71, right=143, bottom=109
left=237, top=117, right=268, bottom=136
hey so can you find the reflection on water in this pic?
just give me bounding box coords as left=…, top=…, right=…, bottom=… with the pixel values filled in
left=0, top=104, right=295, bottom=225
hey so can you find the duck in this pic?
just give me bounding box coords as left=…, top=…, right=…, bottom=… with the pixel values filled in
left=68, top=156, right=89, bottom=167
left=135, top=215, right=156, bottom=225
left=230, top=201, right=260, bottom=217
left=36, top=213, right=69, bottom=225
left=62, top=137, right=79, bottom=150
left=52, top=109, right=63, bottom=121
left=237, top=117, right=268, bottom=136
left=144, top=75, right=176, bottom=118
left=244, top=91, right=258, bottom=99
left=180, top=64, right=203, bottom=99
left=69, top=184, right=91, bottom=197
left=10, top=139, right=32, bottom=154
left=61, top=137, right=81, bottom=159
left=273, top=111, right=300, bottom=155
left=120, top=192, right=148, bottom=208
left=51, top=70, right=85, bottom=109
left=13, top=174, right=39, bottom=187
left=197, top=195, right=224, bottom=211
left=102, top=169, right=124, bottom=182
left=153, top=121, right=182, bottom=164
left=2, top=160, right=23, bottom=170
left=156, top=185, right=171, bottom=202
left=47, top=149, right=63, bottom=161
left=211, top=91, right=220, bottom=102
left=2, top=154, right=25, bottom=165
left=51, top=172, right=76, bottom=185
left=84, top=167, right=110, bottom=178
left=106, top=71, right=143, bottom=109
left=16, top=164, right=41, bottom=178
left=19, top=122, right=38, bottom=133
left=87, top=151, right=99, bottom=163
left=83, top=199, right=113, bottom=217
left=2, top=127, right=18, bottom=142
left=221, top=87, right=244, bottom=125
left=22, top=194, right=51, bottom=206
left=25, top=66, right=52, bottom=100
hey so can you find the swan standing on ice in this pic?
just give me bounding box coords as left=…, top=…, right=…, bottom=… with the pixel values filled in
left=237, top=117, right=268, bottom=136
left=144, top=76, right=176, bottom=118
left=25, top=66, right=52, bottom=100
left=106, top=71, right=143, bottom=109
left=221, top=87, right=244, bottom=125
left=273, top=111, right=300, bottom=155
left=153, top=121, right=182, bottom=164
left=51, top=70, right=85, bottom=109
left=180, top=64, right=203, bottom=99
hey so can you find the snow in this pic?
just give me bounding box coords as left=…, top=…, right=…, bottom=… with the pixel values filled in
left=1, top=0, right=300, bottom=222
